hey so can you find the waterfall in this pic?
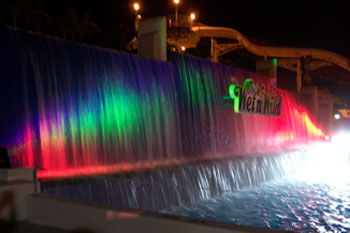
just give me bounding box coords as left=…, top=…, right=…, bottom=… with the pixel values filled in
left=0, top=25, right=323, bottom=178
left=41, top=151, right=307, bottom=212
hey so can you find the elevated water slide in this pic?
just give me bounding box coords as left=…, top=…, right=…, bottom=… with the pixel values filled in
left=189, top=25, right=350, bottom=72
left=165, top=20, right=350, bottom=90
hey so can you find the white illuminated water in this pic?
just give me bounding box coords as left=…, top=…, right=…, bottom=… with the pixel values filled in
left=161, top=140, right=350, bottom=232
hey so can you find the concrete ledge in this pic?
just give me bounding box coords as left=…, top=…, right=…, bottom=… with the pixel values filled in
left=0, top=181, right=35, bottom=221
left=27, top=194, right=286, bottom=233
left=0, top=168, right=36, bottom=182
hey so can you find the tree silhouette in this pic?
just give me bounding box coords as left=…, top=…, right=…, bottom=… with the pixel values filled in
left=61, top=8, right=101, bottom=42
left=0, top=0, right=50, bottom=31
left=0, top=1, right=132, bottom=51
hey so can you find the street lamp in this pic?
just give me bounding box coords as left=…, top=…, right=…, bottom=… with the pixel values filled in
left=133, top=2, right=140, bottom=12
left=190, top=12, right=196, bottom=21
left=133, top=2, right=141, bottom=31
left=189, top=12, right=195, bottom=27
left=174, top=0, right=180, bottom=26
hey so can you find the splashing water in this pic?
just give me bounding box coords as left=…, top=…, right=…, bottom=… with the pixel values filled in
left=163, top=176, right=350, bottom=233
left=41, top=151, right=307, bottom=212
left=41, top=145, right=350, bottom=233
left=160, top=140, right=350, bottom=233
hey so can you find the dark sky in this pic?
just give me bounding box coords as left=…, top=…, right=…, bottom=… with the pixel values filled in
left=46, top=0, right=350, bottom=56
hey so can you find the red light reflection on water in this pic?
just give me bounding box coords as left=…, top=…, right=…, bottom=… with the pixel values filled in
left=37, top=160, right=184, bottom=180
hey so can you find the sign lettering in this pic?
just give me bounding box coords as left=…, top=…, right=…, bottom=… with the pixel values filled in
left=229, top=79, right=282, bottom=116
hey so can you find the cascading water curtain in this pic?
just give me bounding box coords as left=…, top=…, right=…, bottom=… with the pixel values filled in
left=0, top=26, right=323, bottom=178
left=168, top=52, right=324, bottom=158
left=1, top=26, right=182, bottom=176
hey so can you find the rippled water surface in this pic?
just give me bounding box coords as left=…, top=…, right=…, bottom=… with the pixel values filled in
left=162, top=142, right=350, bottom=232
left=163, top=176, right=350, bottom=232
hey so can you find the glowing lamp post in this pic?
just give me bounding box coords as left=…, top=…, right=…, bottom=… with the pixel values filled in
left=190, top=12, right=196, bottom=27
left=133, top=2, right=141, bottom=31
left=133, top=2, right=140, bottom=11
left=190, top=13, right=196, bottom=21
left=174, top=0, right=180, bottom=26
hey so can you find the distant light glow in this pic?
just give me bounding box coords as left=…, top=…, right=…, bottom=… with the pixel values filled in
left=332, top=132, right=350, bottom=145
left=190, top=13, right=196, bottom=21
left=272, top=58, right=277, bottom=68
left=295, top=134, right=350, bottom=185
left=133, top=2, right=140, bottom=11
left=174, top=0, right=180, bottom=4
left=180, top=46, right=186, bottom=51
left=334, top=113, right=341, bottom=120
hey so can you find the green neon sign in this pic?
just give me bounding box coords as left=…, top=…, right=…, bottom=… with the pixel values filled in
left=228, top=78, right=282, bottom=116
left=229, top=84, right=240, bottom=113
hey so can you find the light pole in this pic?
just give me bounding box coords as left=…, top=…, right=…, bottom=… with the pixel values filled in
left=190, top=12, right=196, bottom=27
left=174, top=0, right=180, bottom=26
left=133, top=2, right=141, bottom=31
left=133, top=2, right=140, bottom=15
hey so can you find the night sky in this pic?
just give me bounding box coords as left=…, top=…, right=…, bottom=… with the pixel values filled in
left=2, top=0, right=350, bottom=101
left=44, top=0, right=350, bottom=55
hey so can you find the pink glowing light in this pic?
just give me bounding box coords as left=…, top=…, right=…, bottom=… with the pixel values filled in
left=37, top=160, right=186, bottom=180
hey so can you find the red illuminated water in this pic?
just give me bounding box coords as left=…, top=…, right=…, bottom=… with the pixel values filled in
left=0, top=27, right=324, bottom=179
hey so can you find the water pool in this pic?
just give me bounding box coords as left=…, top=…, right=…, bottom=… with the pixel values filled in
left=162, top=176, right=350, bottom=232
left=41, top=143, right=350, bottom=232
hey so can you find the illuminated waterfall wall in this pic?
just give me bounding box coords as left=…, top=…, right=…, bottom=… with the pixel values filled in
left=0, top=26, right=323, bottom=179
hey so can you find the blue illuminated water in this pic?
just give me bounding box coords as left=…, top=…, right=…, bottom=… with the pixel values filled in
left=162, top=176, right=350, bottom=233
